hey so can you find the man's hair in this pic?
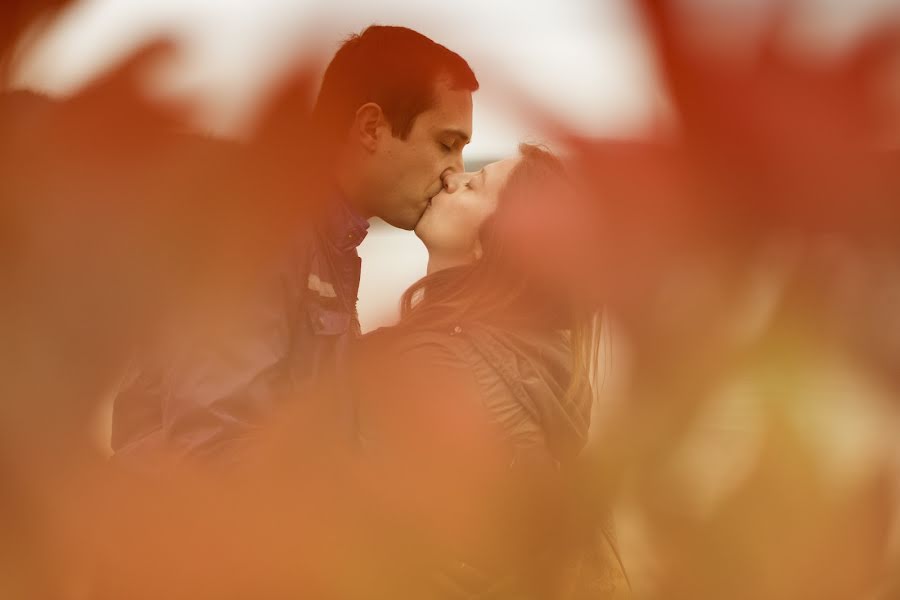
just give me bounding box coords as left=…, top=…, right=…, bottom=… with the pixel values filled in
left=313, top=25, right=478, bottom=140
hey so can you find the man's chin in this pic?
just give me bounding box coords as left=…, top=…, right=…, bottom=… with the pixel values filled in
left=409, top=204, right=431, bottom=230
left=382, top=215, right=417, bottom=231
left=380, top=202, right=429, bottom=231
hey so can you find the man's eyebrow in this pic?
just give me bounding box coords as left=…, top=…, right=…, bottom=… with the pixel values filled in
left=440, top=129, right=471, bottom=144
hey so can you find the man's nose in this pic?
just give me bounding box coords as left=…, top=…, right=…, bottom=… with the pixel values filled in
left=450, top=153, right=464, bottom=175
left=442, top=172, right=461, bottom=194
left=441, top=167, right=467, bottom=194
left=442, top=154, right=465, bottom=188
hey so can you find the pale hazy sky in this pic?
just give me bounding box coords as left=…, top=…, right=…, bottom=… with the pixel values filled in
left=15, top=0, right=898, bottom=159
left=14, top=0, right=668, bottom=160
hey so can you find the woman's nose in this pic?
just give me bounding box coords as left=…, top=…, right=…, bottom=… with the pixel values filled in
left=441, top=171, right=471, bottom=194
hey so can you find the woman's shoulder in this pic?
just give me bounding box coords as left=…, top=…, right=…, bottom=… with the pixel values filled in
left=357, top=324, right=475, bottom=369
left=352, top=324, right=511, bottom=463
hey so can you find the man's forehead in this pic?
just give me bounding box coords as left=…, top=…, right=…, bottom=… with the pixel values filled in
left=421, top=77, right=473, bottom=137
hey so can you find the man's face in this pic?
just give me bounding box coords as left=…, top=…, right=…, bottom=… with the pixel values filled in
left=367, top=77, right=473, bottom=230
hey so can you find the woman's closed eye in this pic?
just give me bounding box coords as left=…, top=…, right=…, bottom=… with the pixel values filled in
left=466, top=170, right=484, bottom=190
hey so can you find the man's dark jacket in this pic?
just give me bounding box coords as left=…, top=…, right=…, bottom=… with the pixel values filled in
left=110, top=193, right=369, bottom=462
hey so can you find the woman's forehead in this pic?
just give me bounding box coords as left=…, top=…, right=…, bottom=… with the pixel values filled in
left=485, top=157, right=520, bottom=187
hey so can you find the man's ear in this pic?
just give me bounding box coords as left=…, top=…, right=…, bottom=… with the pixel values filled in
left=353, top=102, right=384, bottom=153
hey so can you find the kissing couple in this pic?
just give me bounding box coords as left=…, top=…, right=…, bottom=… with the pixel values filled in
left=112, top=24, right=629, bottom=599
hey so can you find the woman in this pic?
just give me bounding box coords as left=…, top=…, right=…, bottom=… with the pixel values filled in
left=350, top=144, right=629, bottom=599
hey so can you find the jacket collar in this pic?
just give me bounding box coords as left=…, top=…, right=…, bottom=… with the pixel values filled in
left=323, top=189, right=370, bottom=253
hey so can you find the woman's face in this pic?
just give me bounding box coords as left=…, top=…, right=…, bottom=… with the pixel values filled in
left=414, top=157, right=520, bottom=260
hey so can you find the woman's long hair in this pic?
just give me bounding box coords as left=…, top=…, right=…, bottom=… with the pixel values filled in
left=399, top=143, right=596, bottom=405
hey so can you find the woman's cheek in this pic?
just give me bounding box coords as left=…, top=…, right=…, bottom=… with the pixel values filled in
left=453, top=214, right=482, bottom=252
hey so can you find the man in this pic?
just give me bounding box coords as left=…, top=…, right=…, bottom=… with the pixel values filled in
left=111, top=25, right=478, bottom=463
